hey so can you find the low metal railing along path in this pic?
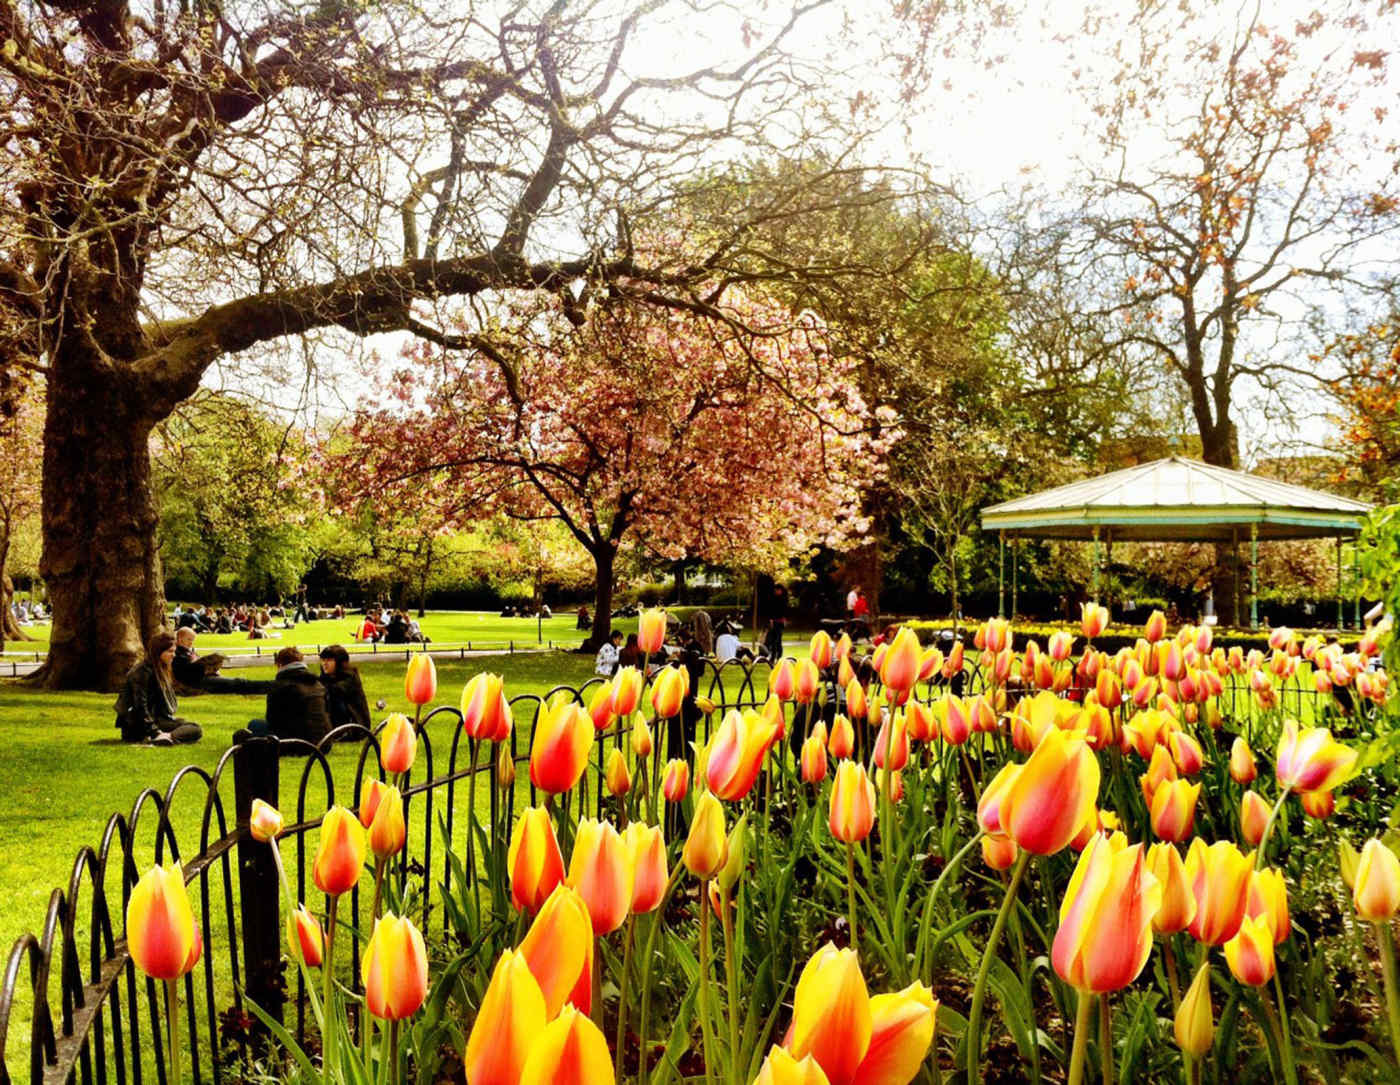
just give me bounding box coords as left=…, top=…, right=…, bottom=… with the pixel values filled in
left=0, top=656, right=1342, bottom=1084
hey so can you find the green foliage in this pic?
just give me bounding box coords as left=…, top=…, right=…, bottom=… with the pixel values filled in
left=1359, top=504, right=1400, bottom=675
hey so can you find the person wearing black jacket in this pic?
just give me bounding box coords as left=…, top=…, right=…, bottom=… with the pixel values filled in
left=259, top=647, right=331, bottom=744
left=114, top=631, right=204, bottom=745
left=318, top=645, right=372, bottom=732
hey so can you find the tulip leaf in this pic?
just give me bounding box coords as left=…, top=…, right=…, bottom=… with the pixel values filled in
left=244, top=992, right=325, bottom=1084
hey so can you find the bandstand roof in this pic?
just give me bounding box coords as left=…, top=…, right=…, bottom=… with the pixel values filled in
left=979, top=456, right=1372, bottom=543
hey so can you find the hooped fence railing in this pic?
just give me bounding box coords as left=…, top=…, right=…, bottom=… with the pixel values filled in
left=0, top=652, right=1349, bottom=1085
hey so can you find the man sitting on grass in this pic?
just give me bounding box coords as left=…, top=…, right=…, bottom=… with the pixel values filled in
left=251, top=646, right=330, bottom=745
left=172, top=628, right=274, bottom=695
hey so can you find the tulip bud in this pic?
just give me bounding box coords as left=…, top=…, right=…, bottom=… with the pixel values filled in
left=695, top=695, right=716, bottom=715
left=982, top=833, right=1018, bottom=871
left=801, top=725, right=829, bottom=784
left=361, top=913, right=429, bottom=1020
left=1340, top=836, right=1361, bottom=890
left=662, top=758, right=690, bottom=803
left=403, top=653, right=437, bottom=707
left=1185, top=839, right=1252, bottom=946
left=877, top=769, right=904, bottom=804
left=508, top=808, right=565, bottom=914
left=1000, top=729, right=1100, bottom=856
left=706, top=708, right=778, bottom=802
left=1150, top=779, right=1200, bottom=843
left=793, top=658, right=822, bottom=705
left=844, top=678, right=868, bottom=721
left=313, top=806, right=366, bottom=896
left=379, top=713, right=417, bottom=775
left=828, top=761, right=876, bottom=844
left=1081, top=602, right=1109, bottom=639
left=683, top=792, right=728, bottom=879
left=810, top=630, right=835, bottom=669
left=624, top=822, right=668, bottom=914
left=637, top=609, right=667, bottom=655
left=1354, top=838, right=1400, bottom=921
left=605, top=748, right=632, bottom=797
left=1175, top=963, right=1214, bottom=1057
left=610, top=666, right=644, bottom=718
left=465, top=950, right=548, bottom=1085
left=127, top=862, right=200, bottom=980
left=1301, top=789, right=1335, bottom=819
left=650, top=665, right=687, bottom=719
left=367, top=786, right=406, bottom=860
left=359, top=777, right=389, bottom=828
left=717, top=814, right=748, bottom=893
left=587, top=684, right=615, bottom=731
left=631, top=717, right=654, bottom=759
left=872, top=711, right=910, bottom=771
left=1229, top=737, right=1256, bottom=784
left=287, top=904, right=323, bottom=967
left=496, top=745, right=516, bottom=789
left=567, top=819, right=633, bottom=935
left=1239, top=790, right=1270, bottom=847
left=249, top=798, right=283, bottom=843
left=1144, top=610, right=1167, bottom=643
left=828, top=714, right=855, bottom=759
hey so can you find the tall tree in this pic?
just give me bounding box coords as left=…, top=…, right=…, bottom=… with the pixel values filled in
left=343, top=292, right=882, bottom=646
left=0, top=0, right=912, bottom=687
left=0, top=381, right=42, bottom=641
left=1330, top=315, right=1400, bottom=502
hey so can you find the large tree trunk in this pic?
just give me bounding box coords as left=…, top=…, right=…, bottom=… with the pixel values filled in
left=1, top=575, right=28, bottom=643
left=585, top=544, right=616, bottom=651
left=37, top=369, right=166, bottom=690
left=1200, top=415, right=1242, bottom=626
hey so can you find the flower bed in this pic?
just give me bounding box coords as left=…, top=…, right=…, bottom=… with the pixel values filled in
left=120, top=610, right=1397, bottom=1085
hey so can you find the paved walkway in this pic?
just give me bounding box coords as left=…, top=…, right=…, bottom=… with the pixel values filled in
left=0, top=642, right=559, bottom=679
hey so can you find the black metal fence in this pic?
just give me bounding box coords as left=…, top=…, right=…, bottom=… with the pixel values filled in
left=0, top=653, right=1349, bottom=1085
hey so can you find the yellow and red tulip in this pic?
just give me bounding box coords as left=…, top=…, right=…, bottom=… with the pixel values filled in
left=529, top=696, right=593, bottom=795
left=403, top=653, right=437, bottom=707
left=1175, top=963, right=1214, bottom=1057
left=379, top=713, right=418, bottom=775
left=880, top=628, right=923, bottom=693
left=845, top=678, right=868, bottom=721
left=683, top=792, right=729, bottom=878
left=127, top=863, right=201, bottom=980
left=465, top=950, right=547, bottom=1085
left=587, top=685, right=615, bottom=731
left=1275, top=721, right=1357, bottom=793
left=1240, top=791, right=1270, bottom=847
left=794, top=659, right=822, bottom=705
left=1051, top=833, right=1161, bottom=992
left=1185, top=839, right=1253, bottom=946
left=829, top=761, right=876, bottom=845
left=461, top=673, right=512, bottom=742
left=1081, top=602, right=1110, bottom=639
left=519, top=1004, right=614, bottom=1085
left=707, top=708, right=778, bottom=802
left=872, top=711, right=909, bottom=772
left=1144, top=609, right=1167, bottom=643
left=829, top=714, right=856, bottom=759
left=367, top=785, right=406, bottom=859
left=1355, top=838, right=1400, bottom=921
left=623, top=822, right=668, bottom=914
left=983, top=833, right=1018, bottom=871
left=567, top=818, right=633, bottom=935
left=361, top=912, right=428, bottom=1020
left=1149, top=779, right=1200, bottom=843
left=637, top=609, right=667, bottom=655
left=650, top=665, right=688, bottom=719
left=1223, top=914, right=1275, bottom=987
left=1000, top=729, right=1100, bottom=856
left=631, top=717, right=653, bottom=758
left=801, top=724, right=829, bottom=784
left=604, top=747, right=632, bottom=797
left=610, top=666, right=644, bottom=717
left=1302, top=789, right=1335, bottom=819
left=662, top=758, right=690, bottom=803
left=313, top=806, right=366, bottom=896
left=1146, top=842, right=1197, bottom=935
left=518, top=885, right=593, bottom=1017
left=1248, top=867, right=1290, bottom=944
left=287, top=904, right=323, bottom=967
left=754, top=1047, right=832, bottom=1085
left=508, top=807, right=565, bottom=914
left=811, top=630, right=835, bottom=669
left=1229, top=737, right=1257, bottom=784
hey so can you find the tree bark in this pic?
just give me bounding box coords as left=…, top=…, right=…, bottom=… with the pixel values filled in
left=1198, top=410, right=1241, bottom=626
left=585, top=544, right=616, bottom=651
left=37, top=373, right=166, bottom=690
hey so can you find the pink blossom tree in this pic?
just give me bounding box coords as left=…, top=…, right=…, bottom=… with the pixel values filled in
left=344, top=291, right=887, bottom=644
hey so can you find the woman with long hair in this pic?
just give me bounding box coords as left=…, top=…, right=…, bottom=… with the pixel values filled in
left=114, top=631, right=204, bottom=744
left=318, top=644, right=372, bottom=732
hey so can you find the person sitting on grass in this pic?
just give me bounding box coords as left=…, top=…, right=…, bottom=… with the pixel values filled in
left=113, top=631, right=204, bottom=745
left=319, top=645, right=372, bottom=732
left=172, top=627, right=273, bottom=695
left=253, top=646, right=330, bottom=744
left=595, top=629, right=623, bottom=676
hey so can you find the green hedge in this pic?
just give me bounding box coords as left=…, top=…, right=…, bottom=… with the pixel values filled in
left=901, top=618, right=1365, bottom=654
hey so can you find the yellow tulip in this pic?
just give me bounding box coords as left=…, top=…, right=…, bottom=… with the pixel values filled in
left=465, top=950, right=547, bottom=1085
left=683, top=792, right=728, bottom=878
left=1051, top=833, right=1161, bottom=992
left=519, top=1005, right=614, bottom=1085
left=1174, top=963, right=1214, bottom=1057
left=1355, top=838, right=1400, bottom=921
left=126, top=862, right=200, bottom=980
left=361, top=912, right=428, bottom=1019
left=1000, top=729, right=1100, bottom=856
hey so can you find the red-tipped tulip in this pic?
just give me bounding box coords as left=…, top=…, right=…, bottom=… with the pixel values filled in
left=461, top=673, right=512, bottom=742
left=610, top=666, right=644, bottom=718
left=313, top=806, right=366, bottom=896
left=567, top=818, right=633, bottom=935
left=880, top=628, right=922, bottom=693
left=810, top=630, right=835, bottom=669
left=1223, top=915, right=1275, bottom=987
left=650, top=665, right=687, bottom=719
left=127, top=863, right=200, bottom=980
left=519, top=1005, right=615, bottom=1085
left=624, top=822, right=668, bottom=914
left=403, top=653, right=437, bottom=706
left=379, top=713, right=417, bottom=775
left=829, top=761, right=876, bottom=845
left=1000, top=729, right=1101, bottom=856
left=1052, top=833, right=1161, bottom=992
left=518, top=886, right=593, bottom=1017
left=1185, top=839, right=1253, bottom=946
left=683, top=792, right=729, bottom=878
left=361, top=912, right=428, bottom=1020
left=367, top=785, right=406, bottom=859
left=465, top=950, right=547, bottom=1085
left=662, top=758, right=690, bottom=803
left=1147, top=842, right=1197, bottom=935
left=1240, top=791, right=1270, bottom=847
left=508, top=807, right=565, bottom=914
left=1275, top=721, right=1356, bottom=793
left=1229, top=737, right=1257, bottom=784
left=829, top=714, right=855, bottom=759
left=1149, top=779, right=1200, bottom=843
left=249, top=798, right=283, bottom=843
left=605, top=747, right=632, bottom=797
left=529, top=696, right=593, bottom=795
left=1355, top=839, right=1400, bottom=921
left=801, top=725, right=829, bottom=784
left=706, top=708, right=778, bottom=802
left=288, top=904, right=323, bottom=967
left=637, top=609, right=667, bottom=655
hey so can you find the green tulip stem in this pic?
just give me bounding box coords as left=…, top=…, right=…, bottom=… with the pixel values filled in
left=966, top=849, right=1030, bottom=1085
left=846, top=841, right=859, bottom=957
left=1254, top=789, right=1292, bottom=870
left=638, top=865, right=683, bottom=1085
left=615, top=916, right=635, bottom=1081
left=1378, top=923, right=1400, bottom=1066
left=165, top=978, right=183, bottom=1085
left=916, top=831, right=985, bottom=983
left=1271, top=967, right=1297, bottom=1082
left=721, top=886, right=741, bottom=1085
left=698, top=878, right=719, bottom=1085
left=1259, top=986, right=1295, bottom=1085
left=466, top=739, right=482, bottom=922
left=322, top=894, right=339, bottom=1074
left=1099, top=994, right=1114, bottom=1085
left=1067, top=991, right=1093, bottom=1085
left=267, top=841, right=324, bottom=1031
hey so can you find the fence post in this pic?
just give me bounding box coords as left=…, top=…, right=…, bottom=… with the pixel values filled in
left=233, top=733, right=284, bottom=1025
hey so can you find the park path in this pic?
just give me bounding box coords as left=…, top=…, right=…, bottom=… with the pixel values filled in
left=0, top=642, right=558, bottom=679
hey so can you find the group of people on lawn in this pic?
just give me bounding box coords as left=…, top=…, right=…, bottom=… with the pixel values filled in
left=115, top=628, right=370, bottom=747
